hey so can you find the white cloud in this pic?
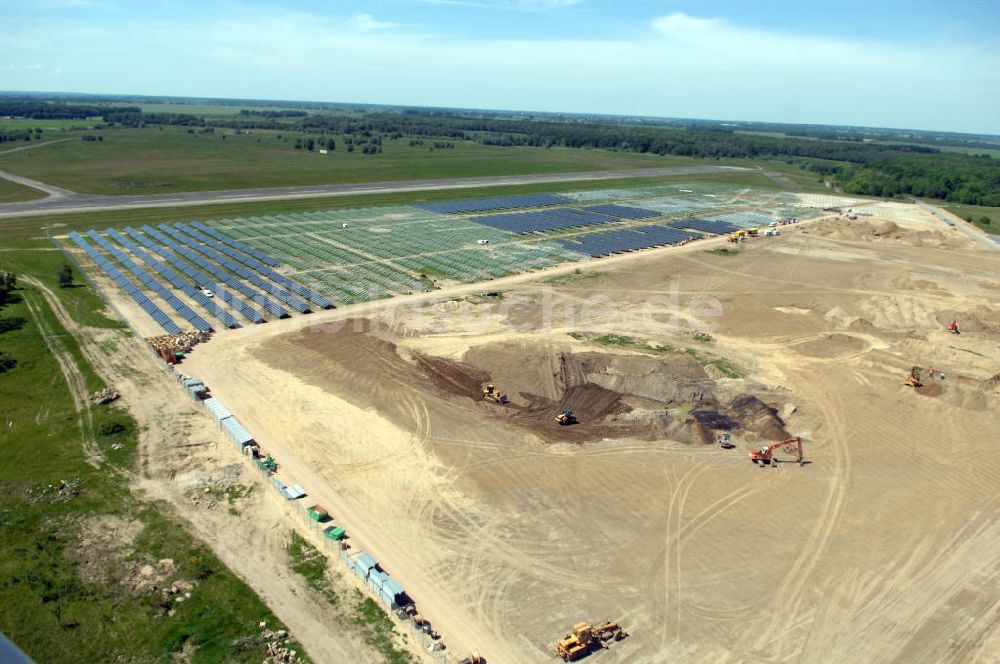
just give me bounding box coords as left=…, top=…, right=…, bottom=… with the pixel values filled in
left=351, top=13, right=402, bottom=31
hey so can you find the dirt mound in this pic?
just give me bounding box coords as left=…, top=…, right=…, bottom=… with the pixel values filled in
left=978, top=374, right=1000, bottom=393
left=415, top=353, right=491, bottom=397
left=727, top=394, right=789, bottom=440
left=793, top=334, right=867, bottom=358
left=872, top=221, right=900, bottom=237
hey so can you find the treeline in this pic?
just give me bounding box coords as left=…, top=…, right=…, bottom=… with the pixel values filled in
left=815, top=154, right=1000, bottom=206
left=239, top=109, right=307, bottom=118
left=0, top=128, right=42, bottom=143
left=103, top=111, right=203, bottom=127
left=0, top=101, right=137, bottom=119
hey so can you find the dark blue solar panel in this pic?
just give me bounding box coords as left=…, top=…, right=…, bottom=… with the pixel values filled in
left=418, top=194, right=571, bottom=214
left=668, top=218, right=740, bottom=235
left=558, top=225, right=701, bottom=257
left=582, top=204, right=661, bottom=220
left=469, top=207, right=615, bottom=234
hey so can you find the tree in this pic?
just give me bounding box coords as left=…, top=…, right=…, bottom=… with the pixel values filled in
left=3, top=272, right=14, bottom=291
left=980, top=215, right=991, bottom=226
left=58, top=263, right=74, bottom=288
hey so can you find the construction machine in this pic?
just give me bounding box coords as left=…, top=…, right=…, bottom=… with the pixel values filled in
left=904, top=367, right=923, bottom=388
left=482, top=383, right=509, bottom=404
left=555, top=621, right=628, bottom=661
left=457, top=651, right=482, bottom=664
left=555, top=409, right=578, bottom=426
left=948, top=320, right=960, bottom=335
left=728, top=230, right=746, bottom=243
left=718, top=433, right=736, bottom=449
left=749, top=437, right=803, bottom=466
left=746, top=227, right=759, bottom=237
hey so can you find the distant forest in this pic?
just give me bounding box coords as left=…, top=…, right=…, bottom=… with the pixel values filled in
left=3, top=99, right=998, bottom=206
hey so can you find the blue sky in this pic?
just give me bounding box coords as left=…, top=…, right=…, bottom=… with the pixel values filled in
left=2, top=0, right=999, bottom=133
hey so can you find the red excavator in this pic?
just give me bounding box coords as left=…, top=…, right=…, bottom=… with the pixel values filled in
left=948, top=320, right=960, bottom=335
left=749, top=437, right=803, bottom=467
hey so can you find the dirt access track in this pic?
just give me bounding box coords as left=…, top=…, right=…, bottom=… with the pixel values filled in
left=179, top=209, right=1000, bottom=663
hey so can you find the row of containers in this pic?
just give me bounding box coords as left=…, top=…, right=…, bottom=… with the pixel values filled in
left=175, top=374, right=433, bottom=631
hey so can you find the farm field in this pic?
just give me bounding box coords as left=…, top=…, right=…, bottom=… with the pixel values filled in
left=170, top=196, right=1000, bottom=662
left=0, top=125, right=709, bottom=195
left=56, top=180, right=1000, bottom=661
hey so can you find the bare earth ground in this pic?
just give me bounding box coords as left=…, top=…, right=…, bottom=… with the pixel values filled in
left=95, top=205, right=1000, bottom=663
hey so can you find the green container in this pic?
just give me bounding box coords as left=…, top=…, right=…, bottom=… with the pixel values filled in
left=307, top=507, right=328, bottom=522
left=323, top=526, right=345, bottom=540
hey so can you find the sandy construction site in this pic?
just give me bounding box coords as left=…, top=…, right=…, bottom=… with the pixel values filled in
left=174, top=205, right=1000, bottom=663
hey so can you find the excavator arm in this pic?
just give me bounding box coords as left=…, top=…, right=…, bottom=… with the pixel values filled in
left=750, top=437, right=803, bottom=465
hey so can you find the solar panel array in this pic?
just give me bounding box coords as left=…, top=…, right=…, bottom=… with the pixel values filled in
left=205, top=209, right=575, bottom=303
left=154, top=224, right=312, bottom=314
left=67, top=231, right=183, bottom=334
left=582, top=204, right=662, bottom=220
left=419, top=194, right=570, bottom=214
left=188, top=221, right=281, bottom=267
left=559, top=225, right=700, bottom=257
left=170, top=223, right=334, bottom=310
left=137, top=226, right=291, bottom=318
left=470, top=207, right=616, bottom=234
left=125, top=226, right=289, bottom=320
left=85, top=229, right=216, bottom=331
left=108, top=228, right=261, bottom=326
left=668, top=218, right=740, bottom=235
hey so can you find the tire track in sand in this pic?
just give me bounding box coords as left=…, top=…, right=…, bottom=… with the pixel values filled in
left=22, top=287, right=101, bottom=467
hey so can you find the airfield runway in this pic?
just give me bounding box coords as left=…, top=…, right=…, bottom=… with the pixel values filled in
left=0, top=165, right=748, bottom=218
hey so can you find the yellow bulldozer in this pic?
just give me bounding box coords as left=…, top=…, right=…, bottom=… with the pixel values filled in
left=555, top=409, right=578, bottom=426
left=555, top=621, right=628, bottom=661
left=482, top=383, right=509, bottom=404
left=728, top=230, right=746, bottom=243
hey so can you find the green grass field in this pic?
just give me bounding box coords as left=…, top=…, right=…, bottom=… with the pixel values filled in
left=0, top=177, right=45, bottom=203
left=0, top=125, right=728, bottom=195
left=0, top=276, right=306, bottom=662
left=940, top=201, right=1000, bottom=233
left=0, top=118, right=101, bottom=131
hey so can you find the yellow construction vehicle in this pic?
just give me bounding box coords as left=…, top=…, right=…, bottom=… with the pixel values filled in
left=555, top=621, right=628, bottom=661
left=482, top=383, right=509, bottom=404
left=457, top=651, right=481, bottom=664
left=555, top=409, right=577, bottom=426
left=727, top=230, right=746, bottom=243
left=746, top=227, right=759, bottom=237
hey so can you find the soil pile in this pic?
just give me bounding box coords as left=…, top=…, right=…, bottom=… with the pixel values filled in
left=794, top=334, right=867, bottom=358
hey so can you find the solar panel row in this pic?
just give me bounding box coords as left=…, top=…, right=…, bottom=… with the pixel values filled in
left=86, top=230, right=218, bottom=331
left=668, top=218, right=740, bottom=235
left=559, top=225, right=700, bottom=257
left=188, top=221, right=282, bottom=267
left=129, top=227, right=290, bottom=320
left=418, top=193, right=570, bottom=214
left=67, top=231, right=183, bottom=334
left=153, top=225, right=312, bottom=314
left=582, top=204, right=662, bottom=220
left=470, top=207, right=616, bottom=234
